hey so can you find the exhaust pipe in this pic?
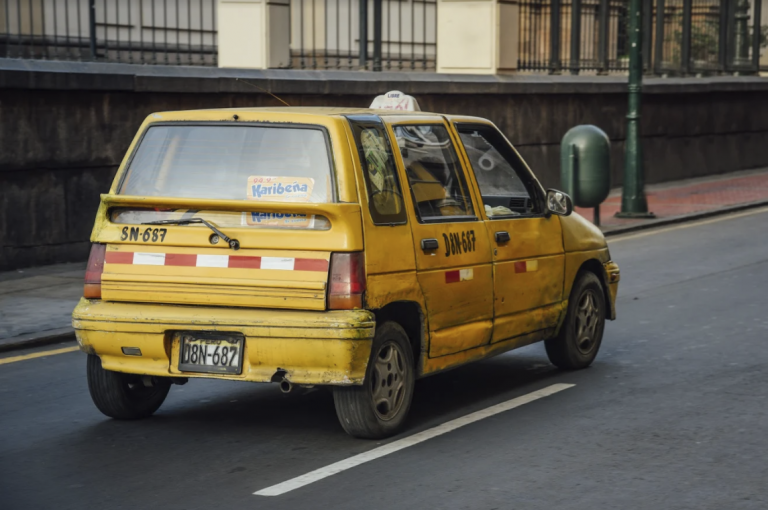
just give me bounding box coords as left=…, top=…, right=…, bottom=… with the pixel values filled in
left=279, top=379, right=293, bottom=393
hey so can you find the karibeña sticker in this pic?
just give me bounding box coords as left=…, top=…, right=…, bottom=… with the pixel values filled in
left=248, top=176, right=314, bottom=202
left=246, top=212, right=316, bottom=228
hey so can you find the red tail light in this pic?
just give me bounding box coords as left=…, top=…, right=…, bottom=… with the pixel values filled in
left=328, top=252, right=366, bottom=310
left=84, top=244, right=106, bottom=299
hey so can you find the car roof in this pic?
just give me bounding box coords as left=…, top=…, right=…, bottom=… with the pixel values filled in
left=151, top=106, right=449, bottom=118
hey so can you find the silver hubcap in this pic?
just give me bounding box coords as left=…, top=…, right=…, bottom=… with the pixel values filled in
left=575, top=290, right=600, bottom=354
left=371, top=342, right=407, bottom=421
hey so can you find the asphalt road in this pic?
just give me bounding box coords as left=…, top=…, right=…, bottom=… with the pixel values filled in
left=2, top=208, right=767, bottom=510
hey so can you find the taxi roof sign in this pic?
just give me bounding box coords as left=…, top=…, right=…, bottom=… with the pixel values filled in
left=370, top=91, right=421, bottom=111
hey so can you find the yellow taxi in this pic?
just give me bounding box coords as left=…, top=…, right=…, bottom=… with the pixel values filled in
left=73, top=92, right=620, bottom=439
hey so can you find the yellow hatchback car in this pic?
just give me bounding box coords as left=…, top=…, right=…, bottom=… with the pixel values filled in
left=73, top=94, right=619, bottom=439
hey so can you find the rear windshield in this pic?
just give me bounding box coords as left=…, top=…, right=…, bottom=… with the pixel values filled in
left=119, top=124, right=334, bottom=202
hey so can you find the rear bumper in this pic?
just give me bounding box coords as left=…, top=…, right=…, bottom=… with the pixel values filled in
left=603, top=260, right=620, bottom=320
left=72, top=298, right=374, bottom=385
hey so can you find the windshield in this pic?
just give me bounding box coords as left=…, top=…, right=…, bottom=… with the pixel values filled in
left=119, top=124, right=334, bottom=202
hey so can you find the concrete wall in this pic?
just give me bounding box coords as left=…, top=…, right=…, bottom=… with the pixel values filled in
left=1, top=59, right=768, bottom=270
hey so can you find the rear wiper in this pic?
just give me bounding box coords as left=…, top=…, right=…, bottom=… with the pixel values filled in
left=142, top=218, right=240, bottom=250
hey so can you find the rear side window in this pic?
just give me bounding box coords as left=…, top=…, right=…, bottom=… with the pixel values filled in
left=347, top=115, right=407, bottom=225
left=394, top=124, right=475, bottom=222
left=119, top=124, right=335, bottom=203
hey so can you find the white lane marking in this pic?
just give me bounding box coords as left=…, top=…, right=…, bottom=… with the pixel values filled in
left=196, top=254, right=229, bottom=268
left=133, top=252, right=166, bottom=265
left=254, top=383, right=575, bottom=497
left=261, top=257, right=295, bottom=271
left=609, top=206, right=768, bottom=244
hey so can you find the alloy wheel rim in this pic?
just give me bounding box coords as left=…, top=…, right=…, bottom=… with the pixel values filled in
left=575, top=289, right=600, bottom=354
left=370, top=341, right=407, bottom=421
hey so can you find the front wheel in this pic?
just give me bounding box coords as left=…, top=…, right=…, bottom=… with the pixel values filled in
left=333, top=321, right=415, bottom=439
left=87, top=354, right=171, bottom=420
left=545, top=271, right=606, bottom=370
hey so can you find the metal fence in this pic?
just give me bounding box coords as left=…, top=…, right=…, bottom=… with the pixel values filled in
left=1, top=0, right=761, bottom=74
left=289, top=0, right=436, bottom=71
left=0, top=0, right=218, bottom=65
left=518, top=0, right=629, bottom=72
left=518, top=0, right=765, bottom=74
left=0, top=0, right=435, bottom=70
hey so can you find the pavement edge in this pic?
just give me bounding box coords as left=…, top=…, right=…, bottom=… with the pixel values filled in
left=0, top=328, right=76, bottom=354
left=603, top=199, right=768, bottom=237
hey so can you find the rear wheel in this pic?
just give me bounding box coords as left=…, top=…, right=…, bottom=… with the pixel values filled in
left=333, top=321, right=415, bottom=439
left=545, top=271, right=606, bottom=370
left=87, top=354, right=171, bottom=420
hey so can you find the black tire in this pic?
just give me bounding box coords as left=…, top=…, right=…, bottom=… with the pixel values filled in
left=87, top=354, right=171, bottom=420
left=333, top=321, right=415, bottom=439
left=545, top=271, right=606, bottom=370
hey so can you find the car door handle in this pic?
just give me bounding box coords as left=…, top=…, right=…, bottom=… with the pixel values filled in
left=421, top=238, right=439, bottom=251
left=495, top=231, right=511, bottom=243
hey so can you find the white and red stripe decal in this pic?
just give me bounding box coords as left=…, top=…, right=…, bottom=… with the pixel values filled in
left=514, top=260, right=539, bottom=273
left=445, top=268, right=474, bottom=284
left=105, top=251, right=329, bottom=272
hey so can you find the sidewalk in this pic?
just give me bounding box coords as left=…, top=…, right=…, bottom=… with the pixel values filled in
left=575, top=167, right=768, bottom=232
left=0, top=262, right=84, bottom=351
left=2, top=168, right=768, bottom=352
left=0, top=262, right=85, bottom=352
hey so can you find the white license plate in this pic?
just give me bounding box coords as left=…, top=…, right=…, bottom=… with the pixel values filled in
left=178, top=333, right=244, bottom=374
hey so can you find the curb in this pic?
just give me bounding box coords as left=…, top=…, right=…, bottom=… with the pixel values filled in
left=603, top=199, right=768, bottom=237
left=1, top=199, right=767, bottom=354
left=0, top=328, right=75, bottom=354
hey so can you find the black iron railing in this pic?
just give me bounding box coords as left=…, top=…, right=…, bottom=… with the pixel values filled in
left=0, top=0, right=217, bottom=65
left=0, top=0, right=435, bottom=71
left=519, top=0, right=765, bottom=74
left=0, top=0, right=761, bottom=74
left=289, top=0, right=436, bottom=71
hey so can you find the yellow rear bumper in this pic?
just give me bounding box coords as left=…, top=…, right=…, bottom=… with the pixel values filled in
left=72, top=298, right=374, bottom=385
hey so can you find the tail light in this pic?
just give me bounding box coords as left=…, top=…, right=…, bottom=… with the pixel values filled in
left=328, top=252, right=366, bottom=310
left=84, top=243, right=106, bottom=299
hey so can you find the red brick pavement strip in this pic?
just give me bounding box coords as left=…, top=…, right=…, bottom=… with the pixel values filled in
left=575, top=171, right=768, bottom=230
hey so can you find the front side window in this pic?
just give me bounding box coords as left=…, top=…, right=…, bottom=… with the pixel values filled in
left=119, top=124, right=334, bottom=203
left=347, top=115, right=406, bottom=225
left=457, top=124, right=541, bottom=218
left=394, top=124, right=475, bottom=222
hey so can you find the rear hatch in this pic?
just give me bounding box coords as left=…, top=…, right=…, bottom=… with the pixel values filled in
left=94, top=120, right=361, bottom=311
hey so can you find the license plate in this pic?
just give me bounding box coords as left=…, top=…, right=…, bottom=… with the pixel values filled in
left=178, top=332, right=244, bottom=375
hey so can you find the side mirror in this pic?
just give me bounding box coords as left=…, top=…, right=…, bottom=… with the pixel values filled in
left=546, top=189, right=573, bottom=216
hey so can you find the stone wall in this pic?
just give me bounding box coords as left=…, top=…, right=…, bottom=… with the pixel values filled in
left=1, top=59, right=767, bottom=270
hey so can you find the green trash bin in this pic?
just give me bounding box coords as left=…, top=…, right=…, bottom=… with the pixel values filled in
left=560, top=125, right=611, bottom=225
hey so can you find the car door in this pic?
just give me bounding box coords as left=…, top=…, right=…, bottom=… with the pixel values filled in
left=453, top=120, right=565, bottom=344
left=384, top=115, right=494, bottom=358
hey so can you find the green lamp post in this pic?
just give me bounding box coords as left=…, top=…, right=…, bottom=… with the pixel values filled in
left=616, top=0, right=655, bottom=218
